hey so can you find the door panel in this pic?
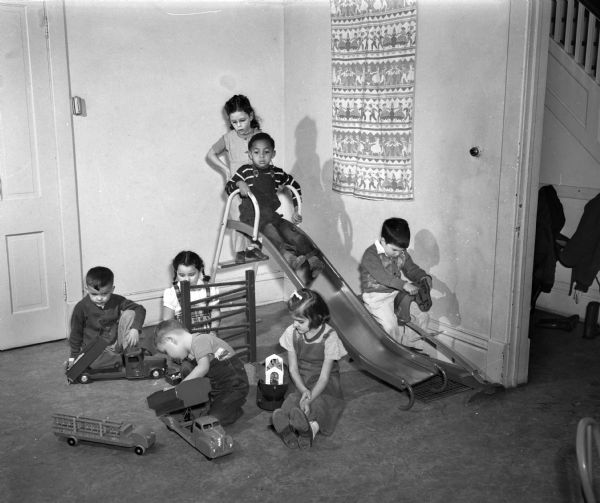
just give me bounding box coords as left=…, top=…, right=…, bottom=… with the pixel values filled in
left=0, top=2, right=66, bottom=348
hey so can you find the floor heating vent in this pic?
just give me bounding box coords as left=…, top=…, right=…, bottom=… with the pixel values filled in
left=413, top=375, right=472, bottom=403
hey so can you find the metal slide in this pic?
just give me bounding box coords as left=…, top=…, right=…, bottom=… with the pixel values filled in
left=212, top=190, right=494, bottom=408
left=221, top=219, right=493, bottom=409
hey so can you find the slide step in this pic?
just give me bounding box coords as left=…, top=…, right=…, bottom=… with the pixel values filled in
left=218, top=256, right=270, bottom=269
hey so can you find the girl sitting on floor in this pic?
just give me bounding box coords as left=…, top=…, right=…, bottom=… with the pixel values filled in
left=271, top=289, right=347, bottom=449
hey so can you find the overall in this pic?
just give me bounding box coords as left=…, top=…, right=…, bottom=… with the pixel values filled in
left=205, top=354, right=249, bottom=426
left=239, top=167, right=314, bottom=258
left=281, top=327, right=345, bottom=436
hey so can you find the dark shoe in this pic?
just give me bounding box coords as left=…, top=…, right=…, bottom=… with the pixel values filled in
left=415, top=277, right=432, bottom=312
left=245, top=248, right=269, bottom=261
left=235, top=251, right=246, bottom=264
left=307, top=256, right=324, bottom=278
left=289, top=406, right=310, bottom=433
left=272, top=408, right=289, bottom=433
left=297, top=429, right=313, bottom=449
left=272, top=409, right=298, bottom=449
left=290, top=407, right=312, bottom=449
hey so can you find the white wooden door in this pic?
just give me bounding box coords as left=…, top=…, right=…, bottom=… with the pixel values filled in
left=0, top=1, right=67, bottom=348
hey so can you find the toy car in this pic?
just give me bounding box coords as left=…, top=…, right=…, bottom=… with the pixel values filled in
left=160, top=414, right=233, bottom=459
left=52, top=413, right=155, bottom=455
left=66, top=337, right=167, bottom=384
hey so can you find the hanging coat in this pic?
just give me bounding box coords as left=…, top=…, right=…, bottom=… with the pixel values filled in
left=560, top=193, right=600, bottom=293
left=533, top=185, right=565, bottom=294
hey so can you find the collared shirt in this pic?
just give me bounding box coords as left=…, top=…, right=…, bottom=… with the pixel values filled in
left=359, top=239, right=427, bottom=293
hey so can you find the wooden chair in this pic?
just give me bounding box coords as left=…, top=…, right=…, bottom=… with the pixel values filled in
left=177, top=269, right=257, bottom=362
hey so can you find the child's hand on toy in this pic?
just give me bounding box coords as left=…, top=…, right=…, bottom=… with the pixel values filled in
left=403, top=282, right=419, bottom=295
left=236, top=181, right=251, bottom=197
left=292, top=211, right=302, bottom=225
left=125, top=328, right=139, bottom=348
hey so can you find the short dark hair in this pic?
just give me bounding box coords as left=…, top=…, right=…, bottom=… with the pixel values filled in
left=85, top=266, right=114, bottom=290
left=248, top=132, right=275, bottom=150
left=381, top=218, right=410, bottom=248
left=287, top=289, right=330, bottom=329
left=154, top=319, right=185, bottom=348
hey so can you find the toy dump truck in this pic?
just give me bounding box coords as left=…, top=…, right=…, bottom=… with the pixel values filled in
left=147, top=377, right=234, bottom=458
left=52, top=413, right=155, bottom=455
left=66, top=337, right=167, bottom=384
left=160, top=414, right=233, bottom=459
left=146, top=377, right=212, bottom=417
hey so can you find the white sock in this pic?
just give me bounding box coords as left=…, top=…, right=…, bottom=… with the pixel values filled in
left=310, top=421, right=319, bottom=438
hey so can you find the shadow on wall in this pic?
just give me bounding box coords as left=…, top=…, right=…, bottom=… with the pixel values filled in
left=290, top=116, right=354, bottom=271
left=411, top=228, right=461, bottom=327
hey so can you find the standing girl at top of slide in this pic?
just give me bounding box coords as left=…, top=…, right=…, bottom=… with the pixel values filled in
left=206, top=94, right=267, bottom=263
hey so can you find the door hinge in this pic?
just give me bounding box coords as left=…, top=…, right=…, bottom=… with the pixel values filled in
left=63, top=282, right=67, bottom=301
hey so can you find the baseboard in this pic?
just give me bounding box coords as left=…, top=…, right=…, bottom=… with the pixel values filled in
left=428, top=319, right=501, bottom=383
left=536, top=279, right=600, bottom=318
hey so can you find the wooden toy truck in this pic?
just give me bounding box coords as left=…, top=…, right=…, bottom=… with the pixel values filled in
left=66, top=337, right=167, bottom=384
left=147, top=377, right=234, bottom=458
left=160, top=415, right=233, bottom=459
left=146, top=376, right=212, bottom=417
left=52, top=413, right=156, bottom=455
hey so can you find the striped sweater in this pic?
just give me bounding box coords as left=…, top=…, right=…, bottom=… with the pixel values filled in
left=225, top=164, right=302, bottom=222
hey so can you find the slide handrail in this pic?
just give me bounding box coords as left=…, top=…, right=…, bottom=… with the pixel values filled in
left=284, top=185, right=302, bottom=218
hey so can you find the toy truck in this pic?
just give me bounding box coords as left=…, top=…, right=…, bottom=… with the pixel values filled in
left=146, top=376, right=212, bottom=417
left=66, top=337, right=167, bottom=384
left=52, top=413, right=156, bottom=455
left=160, top=414, right=234, bottom=459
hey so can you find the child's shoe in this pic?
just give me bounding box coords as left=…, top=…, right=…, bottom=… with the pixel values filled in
left=400, top=324, right=425, bottom=351
left=291, top=254, right=307, bottom=270
left=282, top=251, right=306, bottom=270
left=245, top=247, right=268, bottom=261
left=272, top=409, right=298, bottom=449
left=307, top=256, right=324, bottom=278
left=289, top=407, right=312, bottom=449
left=235, top=251, right=246, bottom=264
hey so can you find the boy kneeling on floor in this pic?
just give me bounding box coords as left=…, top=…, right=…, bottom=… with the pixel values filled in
left=154, top=320, right=249, bottom=426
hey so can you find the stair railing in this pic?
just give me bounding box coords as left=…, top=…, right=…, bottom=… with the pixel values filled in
left=551, top=0, right=600, bottom=84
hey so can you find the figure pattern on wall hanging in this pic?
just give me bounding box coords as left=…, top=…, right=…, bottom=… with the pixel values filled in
left=331, top=0, right=417, bottom=200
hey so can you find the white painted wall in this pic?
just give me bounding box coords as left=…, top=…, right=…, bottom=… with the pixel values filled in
left=282, top=0, right=531, bottom=367
left=62, top=0, right=546, bottom=385
left=65, top=0, right=287, bottom=323
left=285, top=0, right=548, bottom=386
